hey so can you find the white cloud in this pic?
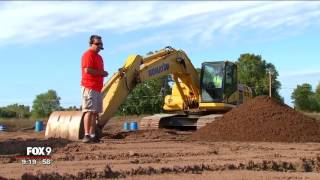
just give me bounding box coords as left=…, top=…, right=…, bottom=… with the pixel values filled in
left=280, top=70, right=320, bottom=78
left=0, top=1, right=319, bottom=46
left=108, top=35, right=172, bottom=55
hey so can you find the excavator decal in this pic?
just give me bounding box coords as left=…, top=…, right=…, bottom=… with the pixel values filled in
left=148, top=63, right=169, bottom=76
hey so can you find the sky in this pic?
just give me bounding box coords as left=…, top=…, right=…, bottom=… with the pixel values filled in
left=0, top=1, right=319, bottom=108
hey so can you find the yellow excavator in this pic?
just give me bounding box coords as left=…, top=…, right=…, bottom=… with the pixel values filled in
left=45, top=47, right=252, bottom=140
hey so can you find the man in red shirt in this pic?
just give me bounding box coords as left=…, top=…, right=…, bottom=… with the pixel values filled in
left=81, top=35, right=108, bottom=143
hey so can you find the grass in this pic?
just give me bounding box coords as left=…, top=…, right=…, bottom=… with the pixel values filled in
left=303, top=113, right=320, bottom=121
left=0, top=118, right=43, bottom=131
left=0, top=115, right=146, bottom=132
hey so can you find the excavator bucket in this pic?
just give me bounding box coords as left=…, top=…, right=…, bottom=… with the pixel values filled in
left=45, top=111, right=85, bottom=141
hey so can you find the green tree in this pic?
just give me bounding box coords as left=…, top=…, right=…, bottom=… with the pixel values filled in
left=313, top=82, right=320, bottom=111
left=316, top=82, right=320, bottom=106
left=5, top=104, right=31, bottom=118
left=146, top=51, right=154, bottom=55
left=146, top=50, right=159, bottom=56
left=196, top=68, right=201, bottom=76
left=291, top=83, right=319, bottom=112
left=32, top=90, right=61, bottom=118
left=59, top=106, right=79, bottom=111
left=118, top=76, right=171, bottom=115
left=236, top=53, right=283, bottom=101
left=0, top=107, right=16, bottom=118
left=316, top=82, right=320, bottom=95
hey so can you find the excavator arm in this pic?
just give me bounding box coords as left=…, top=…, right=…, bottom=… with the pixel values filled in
left=98, top=46, right=200, bottom=128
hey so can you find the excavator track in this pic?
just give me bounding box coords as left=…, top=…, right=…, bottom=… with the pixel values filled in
left=139, top=114, right=178, bottom=130
left=139, top=113, right=223, bottom=130
left=196, top=114, right=223, bottom=129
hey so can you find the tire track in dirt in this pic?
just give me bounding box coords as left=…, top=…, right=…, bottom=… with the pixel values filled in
left=19, top=157, right=320, bottom=179
left=54, top=149, right=218, bottom=162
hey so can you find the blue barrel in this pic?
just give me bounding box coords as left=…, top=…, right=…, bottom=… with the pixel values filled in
left=35, top=120, right=43, bottom=132
left=0, top=125, right=6, bottom=132
left=123, top=122, right=130, bottom=131
left=130, top=121, right=138, bottom=131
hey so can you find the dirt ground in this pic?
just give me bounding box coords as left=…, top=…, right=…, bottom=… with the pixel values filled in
left=0, top=116, right=320, bottom=180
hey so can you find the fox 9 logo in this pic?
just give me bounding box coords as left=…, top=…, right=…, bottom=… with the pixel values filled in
left=26, top=147, right=52, bottom=156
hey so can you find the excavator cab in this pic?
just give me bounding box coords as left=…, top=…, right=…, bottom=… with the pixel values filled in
left=200, top=61, right=238, bottom=105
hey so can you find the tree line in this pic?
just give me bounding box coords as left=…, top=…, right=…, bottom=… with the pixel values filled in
left=291, top=83, right=320, bottom=112
left=0, top=90, right=76, bottom=119
left=1, top=52, right=317, bottom=119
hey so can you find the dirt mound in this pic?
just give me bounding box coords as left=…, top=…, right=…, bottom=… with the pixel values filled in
left=190, top=96, right=320, bottom=142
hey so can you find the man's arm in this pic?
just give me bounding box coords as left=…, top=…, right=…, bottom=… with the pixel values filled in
left=85, top=68, right=108, bottom=77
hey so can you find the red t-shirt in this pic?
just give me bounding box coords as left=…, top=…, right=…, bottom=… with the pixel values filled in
left=81, top=49, right=104, bottom=92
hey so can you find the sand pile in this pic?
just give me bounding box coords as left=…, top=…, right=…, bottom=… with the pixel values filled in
left=190, top=96, right=320, bottom=142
